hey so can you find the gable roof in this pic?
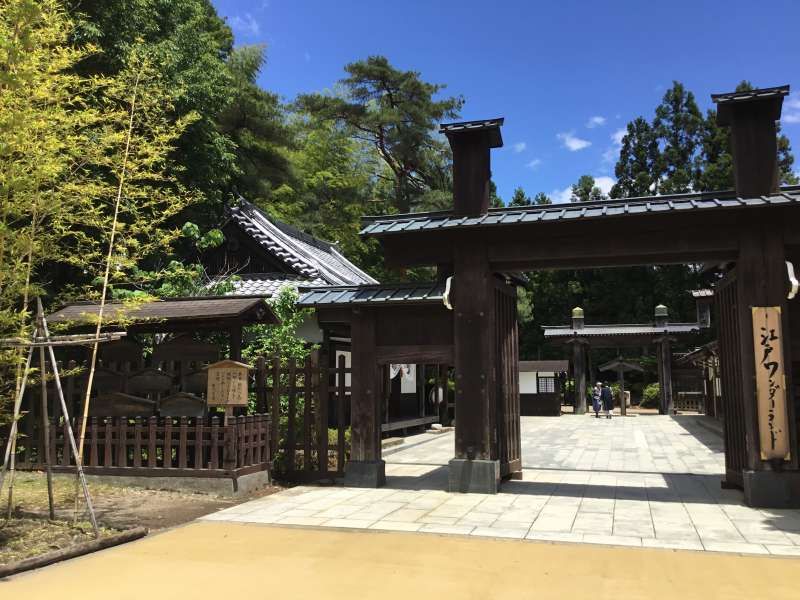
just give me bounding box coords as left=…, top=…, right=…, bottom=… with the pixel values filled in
left=360, top=186, right=800, bottom=237
left=226, top=198, right=377, bottom=286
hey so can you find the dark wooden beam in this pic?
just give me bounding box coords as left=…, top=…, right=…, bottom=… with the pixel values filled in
left=375, top=345, right=453, bottom=365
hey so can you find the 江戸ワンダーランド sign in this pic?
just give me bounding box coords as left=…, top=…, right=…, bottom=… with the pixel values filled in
left=752, top=307, right=791, bottom=461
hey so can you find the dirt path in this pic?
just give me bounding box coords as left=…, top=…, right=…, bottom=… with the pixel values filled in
left=5, top=522, right=800, bottom=599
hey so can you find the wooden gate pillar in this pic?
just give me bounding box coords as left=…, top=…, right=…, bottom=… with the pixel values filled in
left=345, top=308, right=385, bottom=487
left=735, top=223, right=799, bottom=507
left=570, top=307, right=587, bottom=414
left=657, top=338, right=674, bottom=415
left=450, top=243, right=499, bottom=493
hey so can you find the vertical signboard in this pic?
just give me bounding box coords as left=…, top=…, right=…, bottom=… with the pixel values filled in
left=751, top=307, right=791, bottom=461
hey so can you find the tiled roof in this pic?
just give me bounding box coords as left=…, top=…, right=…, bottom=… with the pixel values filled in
left=360, top=187, right=800, bottom=237
left=48, top=297, right=273, bottom=325
left=297, top=282, right=446, bottom=307
left=711, top=85, right=789, bottom=105
left=543, top=323, right=700, bottom=338
left=226, top=198, right=377, bottom=286
left=440, top=118, right=504, bottom=147
left=229, top=273, right=326, bottom=298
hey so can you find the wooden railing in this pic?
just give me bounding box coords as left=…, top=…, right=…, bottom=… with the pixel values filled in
left=252, top=352, right=351, bottom=481
left=7, top=414, right=269, bottom=477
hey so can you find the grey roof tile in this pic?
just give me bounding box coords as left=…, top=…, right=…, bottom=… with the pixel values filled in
left=297, top=282, right=447, bottom=307
left=361, top=188, right=800, bottom=237
left=227, top=198, right=377, bottom=286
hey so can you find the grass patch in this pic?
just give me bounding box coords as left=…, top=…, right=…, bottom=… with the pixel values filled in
left=0, top=518, right=114, bottom=565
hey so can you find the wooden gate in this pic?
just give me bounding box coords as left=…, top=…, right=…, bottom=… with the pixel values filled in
left=255, top=351, right=350, bottom=482
left=494, top=280, right=522, bottom=478
left=715, top=270, right=747, bottom=488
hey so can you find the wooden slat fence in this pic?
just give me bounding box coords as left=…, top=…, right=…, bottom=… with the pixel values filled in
left=254, top=351, right=350, bottom=481
left=6, top=414, right=269, bottom=476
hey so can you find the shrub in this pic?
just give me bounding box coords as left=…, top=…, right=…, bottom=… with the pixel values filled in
left=641, top=383, right=660, bottom=409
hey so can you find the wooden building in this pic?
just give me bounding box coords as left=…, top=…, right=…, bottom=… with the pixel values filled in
left=518, top=360, right=568, bottom=416
left=356, top=85, right=800, bottom=506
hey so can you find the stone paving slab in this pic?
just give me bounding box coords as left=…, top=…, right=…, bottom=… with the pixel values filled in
left=201, top=415, right=800, bottom=557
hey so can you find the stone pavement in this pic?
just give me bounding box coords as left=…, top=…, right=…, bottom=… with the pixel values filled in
left=202, top=415, right=800, bottom=556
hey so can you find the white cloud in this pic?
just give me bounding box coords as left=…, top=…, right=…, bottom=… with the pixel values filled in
left=784, top=93, right=800, bottom=124
left=593, top=176, right=616, bottom=196
left=611, top=128, right=626, bottom=146
left=550, top=186, right=573, bottom=203
left=602, top=147, right=617, bottom=164
left=586, top=116, right=606, bottom=128
left=229, top=13, right=260, bottom=36
left=512, top=141, right=527, bottom=153
left=557, top=131, right=591, bottom=151
left=527, top=158, right=542, bottom=169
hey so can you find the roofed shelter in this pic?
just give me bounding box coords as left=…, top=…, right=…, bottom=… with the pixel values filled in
left=543, top=304, right=701, bottom=416
left=360, top=86, right=800, bottom=507
left=48, top=296, right=276, bottom=361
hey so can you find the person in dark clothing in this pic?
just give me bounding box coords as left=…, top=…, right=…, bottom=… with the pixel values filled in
left=601, top=383, right=613, bottom=419
left=592, top=382, right=602, bottom=418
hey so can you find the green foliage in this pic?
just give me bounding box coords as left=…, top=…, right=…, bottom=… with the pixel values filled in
left=243, top=286, right=314, bottom=363
left=641, top=383, right=661, bottom=409
left=509, top=187, right=531, bottom=207
left=611, top=80, right=797, bottom=197
left=533, top=192, right=552, bottom=205
left=297, top=55, right=463, bottom=213
left=67, top=0, right=238, bottom=211
left=610, top=117, right=659, bottom=198
left=570, top=175, right=606, bottom=202
left=216, top=45, right=294, bottom=205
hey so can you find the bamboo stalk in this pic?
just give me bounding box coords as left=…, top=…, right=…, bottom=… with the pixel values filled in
left=74, top=69, right=142, bottom=522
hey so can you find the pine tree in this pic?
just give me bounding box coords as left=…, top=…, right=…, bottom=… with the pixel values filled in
left=298, top=56, right=463, bottom=213
left=533, top=192, right=552, bottom=205
left=653, top=82, right=703, bottom=194
left=570, top=175, right=606, bottom=202
left=509, top=187, right=531, bottom=207
left=610, top=117, right=660, bottom=198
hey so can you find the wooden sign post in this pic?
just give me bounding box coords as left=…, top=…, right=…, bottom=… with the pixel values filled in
left=751, top=307, right=791, bottom=461
left=205, top=360, right=252, bottom=424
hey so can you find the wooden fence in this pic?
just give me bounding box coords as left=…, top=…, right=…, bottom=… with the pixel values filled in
left=7, top=414, right=269, bottom=478
left=253, top=352, right=351, bottom=481
left=7, top=349, right=349, bottom=482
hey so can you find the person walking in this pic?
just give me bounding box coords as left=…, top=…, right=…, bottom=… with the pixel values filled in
left=592, top=382, right=602, bottom=418
left=601, top=382, right=613, bottom=419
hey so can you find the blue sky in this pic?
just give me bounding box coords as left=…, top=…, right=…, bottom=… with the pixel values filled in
left=211, top=0, right=800, bottom=203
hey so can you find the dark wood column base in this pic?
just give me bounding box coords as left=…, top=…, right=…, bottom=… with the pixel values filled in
left=344, top=460, right=386, bottom=488
left=448, top=458, right=499, bottom=494
left=743, top=469, right=800, bottom=508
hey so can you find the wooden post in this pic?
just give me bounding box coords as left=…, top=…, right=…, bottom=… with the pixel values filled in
left=39, top=344, right=55, bottom=520
left=229, top=325, right=242, bottom=362
left=451, top=242, right=498, bottom=493
left=618, top=365, right=627, bottom=417
left=658, top=338, right=674, bottom=415
left=572, top=341, right=587, bottom=415
left=345, top=308, right=384, bottom=487
left=733, top=222, right=799, bottom=507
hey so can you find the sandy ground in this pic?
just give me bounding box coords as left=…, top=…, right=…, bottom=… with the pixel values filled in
left=4, top=521, right=799, bottom=599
